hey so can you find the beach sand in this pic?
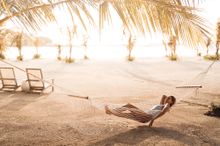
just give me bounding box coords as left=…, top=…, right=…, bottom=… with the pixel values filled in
left=0, top=57, right=220, bottom=145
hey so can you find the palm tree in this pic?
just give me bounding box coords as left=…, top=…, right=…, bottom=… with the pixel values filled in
left=216, top=21, right=220, bottom=59
left=82, top=35, right=89, bottom=60
left=15, top=32, right=23, bottom=61
left=66, top=25, right=77, bottom=63
left=127, top=34, right=135, bottom=61
left=33, top=38, right=41, bottom=59
left=167, top=35, right=177, bottom=60
left=57, top=44, right=62, bottom=60
left=67, top=26, right=73, bottom=63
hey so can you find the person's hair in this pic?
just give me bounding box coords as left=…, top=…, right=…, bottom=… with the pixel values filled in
left=168, top=96, right=176, bottom=107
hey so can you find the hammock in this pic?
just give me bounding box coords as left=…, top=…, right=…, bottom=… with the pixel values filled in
left=90, top=60, right=217, bottom=111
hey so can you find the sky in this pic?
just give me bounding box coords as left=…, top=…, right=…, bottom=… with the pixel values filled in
left=199, top=0, right=220, bottom=24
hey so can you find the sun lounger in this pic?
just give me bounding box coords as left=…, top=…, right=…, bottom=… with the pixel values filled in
left=0, top=67, right=20, bottom=91
left=25, top=68, right=54, bottom=93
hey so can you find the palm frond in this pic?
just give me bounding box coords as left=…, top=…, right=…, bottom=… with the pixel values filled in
left=0, top=0, right=96, bottom=31
left=99, top=0, right=210, bottom=48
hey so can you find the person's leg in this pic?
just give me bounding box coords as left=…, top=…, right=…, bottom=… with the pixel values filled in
left=122, top=103, right=139, bottom=109
left=105, top=105, right=125, bottom=114
left=106, top=103, right=139, bottom=114
left=114, top=103, right=139, bottom=112
left=105, top=105, right=152, bottom=123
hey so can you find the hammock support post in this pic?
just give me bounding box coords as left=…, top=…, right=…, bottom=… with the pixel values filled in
left=176, top=85, right=202, bottom=97
left=67, top=94, right=89, bottom=100
left=176, top=85, right=202, bottom=88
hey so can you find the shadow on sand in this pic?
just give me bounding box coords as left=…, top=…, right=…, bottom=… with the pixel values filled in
left=0, top=91, right=45, bottom=111
left=88, top=125, right=207, bottom=146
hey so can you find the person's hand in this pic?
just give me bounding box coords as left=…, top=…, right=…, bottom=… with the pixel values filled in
left=105, top=105, right=111, bottom=115
left=148, top=120, right=154, bottom=127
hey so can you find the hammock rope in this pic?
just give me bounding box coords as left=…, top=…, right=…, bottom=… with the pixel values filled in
left=0, top=58, right=217, bottom=110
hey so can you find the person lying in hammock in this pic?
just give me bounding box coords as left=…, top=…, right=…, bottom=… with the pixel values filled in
left=105, top=95, right=176, bottom=127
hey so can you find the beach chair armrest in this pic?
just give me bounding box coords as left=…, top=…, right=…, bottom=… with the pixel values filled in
left=44, top=78, right=55, bottom=92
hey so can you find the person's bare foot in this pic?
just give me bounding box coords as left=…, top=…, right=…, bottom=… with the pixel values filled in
left=105, top=105, right=112, bottom=115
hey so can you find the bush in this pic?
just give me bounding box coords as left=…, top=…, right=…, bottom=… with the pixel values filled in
left=127, top=56, right=135, bottom=61
left=65, top=57, right=74, bottom=63
left=33, top=54, right=41, bottom=59
left=203, top=55, right=219, bottom=60
left=57, top=56, right=62, bottom=60
left=204, top=102, right=220, bottom=117
left=168, top=54, right=177, bottom=61
left=84, top=55, right=89, bottom=60
left=0, top=53, right=5, bottom=59
left=17, top=55, right=23, bottom=61
left=197, top=52, right=201, bottom=56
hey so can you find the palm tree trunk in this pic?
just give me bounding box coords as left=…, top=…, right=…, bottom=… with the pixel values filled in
left=206, top=38, right=211, bottom=55
left=127, top=34, right=134, bottom=61
left=84, top=47, right=88, bottom=59
left=67, top=27, right=72, bottom=61
left=128, top=49, right=132, bottom=60
left=19, top=48, right=22, bottom=57
left=16, top=33, right=22, bottom=60
left=57, top=44, right=61, bottom=59
left=69, top=45, right=72, bottom=60
left=216, top=22, right=220, bottom=58
left=36, top=47, right=39, bottom=55
left=173, top=47, right=176, bottom=56
left=162, top=40, right=168, bottom=56
left=0, top=49, right=4, bottom=59
left=83, top=36, right=88, bottom=59
left=216, top=42, right=219, bottom=58
left=0, top=45, right=3, bottom=55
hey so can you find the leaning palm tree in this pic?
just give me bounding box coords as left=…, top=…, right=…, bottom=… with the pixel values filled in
left=216, top=21, right=220, bottom=59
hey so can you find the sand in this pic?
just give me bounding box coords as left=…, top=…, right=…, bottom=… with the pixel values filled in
left=0, top=57, right=220, bottom=146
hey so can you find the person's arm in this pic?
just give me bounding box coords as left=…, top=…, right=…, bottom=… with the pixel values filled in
left=160, top=95, right=167, bottom=105
left=148, top=104, right=170, bottom=127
